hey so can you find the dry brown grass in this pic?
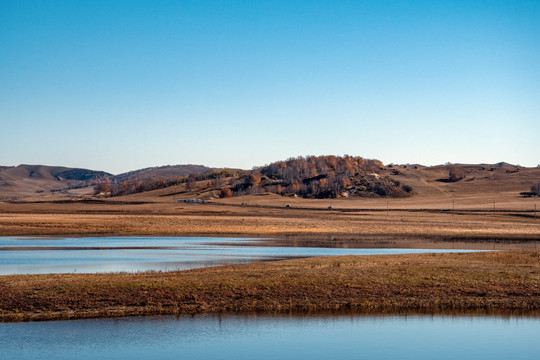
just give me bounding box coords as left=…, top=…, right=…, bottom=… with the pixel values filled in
left=0, top=200, right=538, bottom=245
left=1, top=251, right=539, bottom=322
left=1, top=192, right=539, bottom=322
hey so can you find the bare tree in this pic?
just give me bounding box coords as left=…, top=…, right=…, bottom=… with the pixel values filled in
left=532, top=182, right=540, bottom=196
left=186, top=174, right=197, bottom=191
left=448, top=167, right=465, bottom=182
left=94, top=181, right=110, bottom=195
left=220, top=188, right=232, bottom=198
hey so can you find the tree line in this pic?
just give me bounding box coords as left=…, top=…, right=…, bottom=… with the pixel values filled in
left=94, top=169, right=246, bottom=197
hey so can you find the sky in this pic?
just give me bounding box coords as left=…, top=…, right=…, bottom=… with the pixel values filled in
left=1, top=0, right=539, bottom=174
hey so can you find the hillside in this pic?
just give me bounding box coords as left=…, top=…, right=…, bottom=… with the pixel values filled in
left=94, top=156, right=412, bottom=199
left=114, top=164, right=216, bottom=183
left=2, top=159, right=539, bottom=202
left=231, top=155, right=412, bottom=198
left=121, top=157, right=539, bottom=201
left=109, top=161, right=540, bottom=211
left=0, top=164, right=216, bottom=200
left=0, top=165, right=112, bottom=200
left=384, top=163, right=540, bottom=197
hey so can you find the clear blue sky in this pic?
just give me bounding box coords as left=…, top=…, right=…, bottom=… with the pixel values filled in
left=1, top=0, right=539, bottom=174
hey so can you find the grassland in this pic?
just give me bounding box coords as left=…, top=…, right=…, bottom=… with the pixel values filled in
left=0, top=199, right=538, bottom=249
left=0, top=165, right=539, bottom=322
left=1, top=250, right=539, bottom=322
left=1, top=163, right=538, bottom=242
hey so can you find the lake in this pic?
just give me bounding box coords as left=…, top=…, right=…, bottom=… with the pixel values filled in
left=1, top=314, right=538, bottom=360
left=0, top=236, right=483, bottom=275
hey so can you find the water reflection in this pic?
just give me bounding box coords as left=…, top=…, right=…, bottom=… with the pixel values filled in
left=1, top=314, right=538, bottom=360
left=0, top=236, right=484, bottom=275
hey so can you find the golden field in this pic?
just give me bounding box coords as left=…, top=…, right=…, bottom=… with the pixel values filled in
left=0, top=196, right=538, bottom=247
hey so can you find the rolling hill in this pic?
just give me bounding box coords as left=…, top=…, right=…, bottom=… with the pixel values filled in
left=114, top=164, right=216, bottom=183
left=0, top=164, right=216, bottom=200
left=1, top=159, right=538, bottom=202
left=101, top=158, right=540, bottom=205
left=0, top=165, right=112, bottom=200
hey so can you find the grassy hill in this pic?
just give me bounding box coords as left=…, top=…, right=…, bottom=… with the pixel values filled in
left=2, top=158, right=538, bottom=204
left=386, top=163, right=540, bottom=197
left=0, top=164, right=216, bottom=200
left=114, top=164, right=216, bottom=183
left=0, top=165, right=111, bottom=200
left=104, top=161, right=539, bottom=214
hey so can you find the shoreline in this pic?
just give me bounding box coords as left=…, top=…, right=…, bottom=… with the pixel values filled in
left=1, top=229, right=539, bottom=252
left=1, top=234, right=538, bottom=252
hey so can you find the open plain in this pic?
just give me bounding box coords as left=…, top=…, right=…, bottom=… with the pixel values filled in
left=1, top=164, right=539, bottom=321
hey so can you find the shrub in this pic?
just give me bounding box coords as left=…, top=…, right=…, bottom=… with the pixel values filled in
left=402, top=185, right=413, bottom=193
left=220, top=188, right=232, bottom=198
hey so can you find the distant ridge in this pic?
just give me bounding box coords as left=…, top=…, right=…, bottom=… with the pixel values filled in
left=490, top=162, right=517, bottom=168
left=0, top=164, right=112, bottom=200
left=0, top=164, right=111, bottom=182
left=114, top=164, right=216, bottom=183
left=1, top=159, right=538, bottom=200
left=434, top=162, right=518, bottom=168
left=0, top=164, right=218, bottom=200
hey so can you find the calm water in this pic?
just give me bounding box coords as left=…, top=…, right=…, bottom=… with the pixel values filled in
left=1, top=314, right=538, bottom=360
left=0, top=236, right=483, bottom=275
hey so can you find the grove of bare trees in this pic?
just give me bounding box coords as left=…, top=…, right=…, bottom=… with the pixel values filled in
left=94, top=156, right=413, bottom=199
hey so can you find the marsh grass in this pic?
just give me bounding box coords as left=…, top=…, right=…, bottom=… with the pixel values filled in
left=0, top=208, right=539, bottom=242
left=1, top=251, right=539, bottom=322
